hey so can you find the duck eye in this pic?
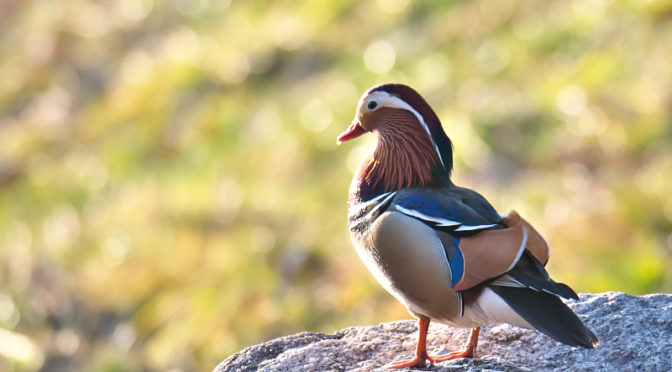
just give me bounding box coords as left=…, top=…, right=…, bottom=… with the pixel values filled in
left=367, top=101, right=378, bottom=110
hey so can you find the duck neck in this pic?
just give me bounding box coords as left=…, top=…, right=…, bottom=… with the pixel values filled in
left=350, top=121, right=449, bottom=203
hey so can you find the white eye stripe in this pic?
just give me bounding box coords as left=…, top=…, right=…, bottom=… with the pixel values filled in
left=362, top=92, right=445, bottom=168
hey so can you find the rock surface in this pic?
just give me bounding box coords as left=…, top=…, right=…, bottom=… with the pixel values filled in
left=215, top=292, right=672, bottom=371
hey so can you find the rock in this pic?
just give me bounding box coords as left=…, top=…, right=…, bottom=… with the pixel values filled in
left=214, top=292, right=672, bottom=371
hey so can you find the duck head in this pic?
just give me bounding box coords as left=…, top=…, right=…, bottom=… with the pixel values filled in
left=338, top=84, right=454, bottom=198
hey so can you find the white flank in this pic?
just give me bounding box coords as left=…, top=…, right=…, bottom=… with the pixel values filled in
left=475, top=287, right=533, bottom=329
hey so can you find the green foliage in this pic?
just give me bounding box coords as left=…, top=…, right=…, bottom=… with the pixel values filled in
left=1, top=0, right=671, bottom=371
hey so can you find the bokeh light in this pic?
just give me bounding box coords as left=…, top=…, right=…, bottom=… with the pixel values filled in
left=364, top=40, right=397, bottom=74
left=0, top=1, right=671, bottom=371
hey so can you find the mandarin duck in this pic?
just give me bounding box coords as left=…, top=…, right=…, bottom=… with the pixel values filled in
left=337, top=84, right=599, bottom=369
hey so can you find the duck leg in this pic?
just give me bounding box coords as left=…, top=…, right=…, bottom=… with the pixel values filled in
left=432, top=327, right=480, bottom=361
left=385, top=316, right=436, bottom=369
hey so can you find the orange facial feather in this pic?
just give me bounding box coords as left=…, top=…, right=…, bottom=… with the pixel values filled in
left=362, top=108, right=439, bottom=192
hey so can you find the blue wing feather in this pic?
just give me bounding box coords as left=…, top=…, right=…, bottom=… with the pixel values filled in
left=449, top=236, right=464, bottom=287
left=380, top=187, right=504, bottom=289
left=390, top=188, right=502, bottom=234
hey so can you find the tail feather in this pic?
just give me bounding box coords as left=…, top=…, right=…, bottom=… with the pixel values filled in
left=491, top=286, right=600, bottom=348
left=507, top=252, right=579, bottom=300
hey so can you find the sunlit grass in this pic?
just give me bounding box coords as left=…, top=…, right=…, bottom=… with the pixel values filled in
left=0, top=1, right=671, bottom=371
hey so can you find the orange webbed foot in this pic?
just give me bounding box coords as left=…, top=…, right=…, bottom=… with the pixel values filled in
left=384, top=354, right=435, bottom=369
left=384, top=317, right=436, bottom=369
left=430, top=347, right=474, bottom=362
left=431, top=326, right=480, bottom=363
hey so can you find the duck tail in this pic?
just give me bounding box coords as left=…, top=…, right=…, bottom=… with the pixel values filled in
left=491, top=286, right=600, bottom=348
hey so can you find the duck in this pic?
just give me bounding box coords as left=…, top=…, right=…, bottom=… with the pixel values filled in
left=336, top=83, right=599, bottom=369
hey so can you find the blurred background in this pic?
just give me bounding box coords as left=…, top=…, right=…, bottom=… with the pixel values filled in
left=1, top=0, right=671, bottom=371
